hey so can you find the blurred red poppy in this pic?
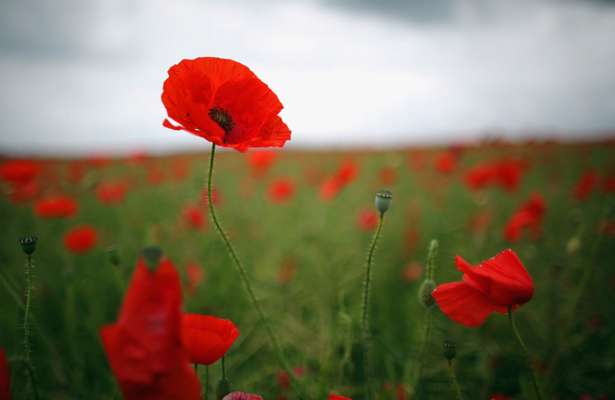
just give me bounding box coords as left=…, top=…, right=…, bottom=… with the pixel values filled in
left=161, top=57, right=290, bottom=152
left=0, top=160, right=40, bottom=185
left=433, top=249, right=534, bottom=327
left=100, top=257, right=200, bottom=400
left=186, top=261, right=205, bottom=295
left=573, top=170, right=598, bottom=201
left=181, top=314, right=239, bottom=365
left=357, top=209, right=378, bottom=231
left=402, top=262, right=423, bottom=283
left=96, top=182, right=128, bottom=205
left=147, top=167, right=165, bottom=185
left=329, top=395, right=352, bottom=400
left=503, top=193, right=546, bottom=242
left=435, top=151, right=456, bottom=174
left=603, top=173, right=615, bottom=193
left=201, top=187, right=222, bottom=206
left=489, top=395, right=511, bottom=400
left=465, top=159, right=526, bottom=191
left=248, top=151, right=277, bottom=177
left=268, top=178, right=295, bottom=203
left=8, top=181, right=39, bottom=204
left=182, top=205, right=206, bottom=230
left=223, top=393, right=263, bottom=400
left=64, top=225, right=98, bottom=254
left=34, top=196, right=78, bottom=218
left=277, top=367, right=304, bottom=390
left=0, top=348, right=10, bottom=400
left=278, top=259, right=297, bottom=285
left=319, top=160, right=358, bottom=201
left=67, top=161, right=87, bottom=184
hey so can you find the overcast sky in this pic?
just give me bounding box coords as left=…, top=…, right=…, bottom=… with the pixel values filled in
left=1, top=0, right=615, bottom=155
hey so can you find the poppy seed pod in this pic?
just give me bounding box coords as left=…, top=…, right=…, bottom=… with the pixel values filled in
left=19, top=235, right=37, bottom=255
left=375, top=189, right=392, bottom=216
left=443, top=340, right=456, bottom=361
left=418, top=279, right=436, bottom=308
left=142, top=245, right=163, bottom=270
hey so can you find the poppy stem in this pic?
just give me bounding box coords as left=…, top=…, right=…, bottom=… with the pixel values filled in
left=206, top=143, right=305, bottom=398
left=361, top=214, right=385, bottom=400
left=507, top=306, right=542, bottom=400
left=205, top=365, right=209, bottom=400
left=447, top=360, right=464, bottom=400
left=221, top=355, right=226, bottom=381
left=23, top=254, right=39, bottom=400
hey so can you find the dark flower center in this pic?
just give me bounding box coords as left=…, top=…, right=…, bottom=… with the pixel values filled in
left=208, top=107, right=234, bottom=134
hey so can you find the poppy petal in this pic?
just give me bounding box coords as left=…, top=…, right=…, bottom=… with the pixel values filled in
left=433, top=281, right=503, bottom=327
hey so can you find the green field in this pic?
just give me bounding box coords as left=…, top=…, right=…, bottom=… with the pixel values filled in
left=1, top=141, right=614, bottom=399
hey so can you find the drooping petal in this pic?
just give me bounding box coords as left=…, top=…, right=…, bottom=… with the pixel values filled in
left=433, top=281, right=505, bottom=327
left=460, top=249, right=534, bottom=306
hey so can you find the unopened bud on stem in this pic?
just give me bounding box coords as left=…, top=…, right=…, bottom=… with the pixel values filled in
left=375, top=190, right=392, bottom=216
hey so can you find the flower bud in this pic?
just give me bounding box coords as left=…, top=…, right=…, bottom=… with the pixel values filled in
left=19, top=235, right=37, bottom=255
left=217, top=378, right=231, bottom=400
left=374, top=190, right=392, bottom=216
left=443, top=340, right=456, bottom=361
left=107, top=246, right=120, bottom=267
left=418, top=279, right=436, bottom=308
left=142, top=245, right=163, bottom=271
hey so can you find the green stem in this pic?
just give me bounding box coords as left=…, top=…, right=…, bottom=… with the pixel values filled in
left=413, top=306, right=433, bottom=396
left=508, top=306, right=542, bottom=400
left=361, top=215, right=384, bottom=400
left=221, top=355, right=226, bottom=381
left=206, top=143, right=304, bottom=398
left=23, top=255, right=39, bottom=400
left=204, top=365, right=209, bottom=400
left=447, top=360, right=464, bottom=400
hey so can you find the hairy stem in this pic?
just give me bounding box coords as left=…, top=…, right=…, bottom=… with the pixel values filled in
left=508, top=306, right=542, bottom=400
left=23, top=255, right=39, bottom=400
left=361, top=215, right=385, bottom=400
left=206, top=143, right=303, bottom=398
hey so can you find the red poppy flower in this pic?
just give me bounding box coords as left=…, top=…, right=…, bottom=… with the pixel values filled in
left=432, top=249, right=534, bottom=327
left=100, top=257, right=201, bottom=400
left=489, top=395, right=511, bottom=400
left=603, top=173, right=615, bottom=193
left=222, top=393, right=263, bottom=400
left=277, top=259, right=297, bottom=285
left=171, top=158, right=191, bottom=181
left=248, top=151, right=277, bottom=177
left=573, top=170, right=598, bottom=201
left=319, top=160, right=358, bottom=201
left=96, top=182, right=128, bottom=205
left=276, top=367, right=304, bottom=390
left=161, top=57, right=290, bottom=152
left=64, top=225, right=98, bottom=254
left=8, top=181, right=39, bottom=204
left=34, top=196, right=78, bottom=218
left=465, top=159, right=526, bottom=191
left=201, top=187, right=222, bottom=206
left=435, top=151, right=456, bottom=174
left=181, top=314, right=239, bottom=365
left=182, top=205, right=206, bottom=230
left=357, top=209, right=379, bottom=231
left=268, top=178, right=295, bottom=203
left=402, top=262, right=423, bottom=283
left=503, top=193, right=546, bottom=242
left=0, top=348, right=10, bottom=400
left=329, top=395, right=352, bottom=400
left=0, top=159, right=40, bottom=185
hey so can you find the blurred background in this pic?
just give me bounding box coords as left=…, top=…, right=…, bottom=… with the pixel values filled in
left=1, top=0, right=615, bottom=155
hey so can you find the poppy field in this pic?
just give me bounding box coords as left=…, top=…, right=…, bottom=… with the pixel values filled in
left=1, top=140, right=614, bottom=400
left=1, top=57, right=614, bottom=400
